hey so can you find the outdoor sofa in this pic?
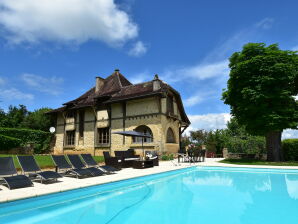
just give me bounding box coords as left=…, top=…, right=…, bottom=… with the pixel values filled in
left=114, top=149, right=140, bottom=168
left=103, top=151, right=122, bottom=170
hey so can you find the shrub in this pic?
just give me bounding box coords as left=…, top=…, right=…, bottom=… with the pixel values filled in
left=282, top=139, right=298, bottom=161
left=161, top=153, right=174, bottom=161
left=0, top=128, right=53, bottom=153
left=225, top=136, right=265, bottom=154
left=0, top=134, right=21, bottom=150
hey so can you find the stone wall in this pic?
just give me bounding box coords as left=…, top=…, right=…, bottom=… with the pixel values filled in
left=53, top=113, right=65, bottom=154
left=53, top=96, right=184, bottom=155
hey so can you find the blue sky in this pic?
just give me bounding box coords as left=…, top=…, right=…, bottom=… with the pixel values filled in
left=0, top=0, right=298, bottom=137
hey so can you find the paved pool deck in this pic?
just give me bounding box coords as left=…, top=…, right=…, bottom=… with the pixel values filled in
left=1, top=158, right=298, bottom=203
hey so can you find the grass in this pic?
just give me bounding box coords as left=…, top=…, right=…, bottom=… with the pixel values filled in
left=220, top=158, right=298, bottom=166
left=0, top=154, right=104, bottom=169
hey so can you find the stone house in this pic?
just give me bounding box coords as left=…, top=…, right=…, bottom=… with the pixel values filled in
left=48, top=69, right=190, bottom=156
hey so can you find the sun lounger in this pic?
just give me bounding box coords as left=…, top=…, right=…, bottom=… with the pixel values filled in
left=51, top=155, right=93, bottom=178
left=0, top=157, right=33, bottom=190
left=17, top=156, right=62, bottom=183
left=67, top=155, right=104, bottom=177
left=80, top=154, right=118, bottom=173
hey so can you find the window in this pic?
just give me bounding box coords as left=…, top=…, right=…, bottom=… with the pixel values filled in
left=79, top=111, right=84, bottom=138
left=98, top=128, right=110, bottom=144
left=66, top=111, right=74, bottom=118
left=133, top=125, right=153, bottom=143
left=167, top=96, right=174, bottom=114
left=166, top=128, right=176, bottom=143
left=66, top=131, right=75, bottom=146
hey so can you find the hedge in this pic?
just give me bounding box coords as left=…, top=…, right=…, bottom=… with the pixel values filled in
left=0, top=128, right=53, bottom=153
left=0, top=134, right=21, bottom=150
left=282, top=139, right=298, bottom=161
left=225, top=136, right=265, bottom=154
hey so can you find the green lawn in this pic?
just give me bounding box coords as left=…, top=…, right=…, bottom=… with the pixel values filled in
left=220, top=158, right=298, bottom=166
left=0, top=154, right=104, bottom=170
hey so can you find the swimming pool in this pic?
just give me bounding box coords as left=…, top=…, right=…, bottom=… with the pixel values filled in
left=1, top=166, right=298, bottom=223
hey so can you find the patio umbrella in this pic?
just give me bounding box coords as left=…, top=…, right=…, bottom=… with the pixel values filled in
left=113, top=131, right=153, bottom=158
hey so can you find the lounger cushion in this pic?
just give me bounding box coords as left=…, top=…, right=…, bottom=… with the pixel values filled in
left=72, top=168, right=93, bottom=177
left=38, top=171, right=62, bottom=180
left=3, top=175, right=33, bottom=189
left=17, top=156, right=41, bottom=172
left=86, top=167, right=104, bottom=176
left=100, top=165, right=118, bottom=172
left=124, top=158, right=139, bottom=161
left=80, top=154, right=98, bottom=166
left=52, top=155, right=72, bottom=169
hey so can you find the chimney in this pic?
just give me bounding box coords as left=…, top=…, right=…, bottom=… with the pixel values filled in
left=114, top=69, right=120, bottom=74
left=153, top=74, right=161, bottom=91
left=95, top=76, right=104, bottom=93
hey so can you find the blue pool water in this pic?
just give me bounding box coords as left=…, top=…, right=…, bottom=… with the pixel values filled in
left=1, top=166, right=298, bottom=224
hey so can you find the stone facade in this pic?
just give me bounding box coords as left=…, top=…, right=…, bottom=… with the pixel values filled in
left=50, top=71, right=190, bottom=156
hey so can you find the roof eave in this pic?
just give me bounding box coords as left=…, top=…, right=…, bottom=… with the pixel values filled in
left=105, top=92, right=164, bottom=104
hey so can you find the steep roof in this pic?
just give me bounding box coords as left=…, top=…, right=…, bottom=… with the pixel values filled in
left=98, top=71, right=132, bottom=96
left=48, top=70, right=190, bottom=124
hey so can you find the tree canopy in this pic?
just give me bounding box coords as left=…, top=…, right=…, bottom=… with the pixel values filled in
left=0, top=105, right=54, bottom=132
left=222, top=43, right=298, bottom=161
left=223, top=43, right=298, bottom=135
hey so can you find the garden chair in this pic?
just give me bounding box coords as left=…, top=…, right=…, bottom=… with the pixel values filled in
left=17, top=155, right=62, bottom=183
left=145, top=151, right=159, bottom=166
left=80, top=154, right=118, bottom=173
left=52, top=155, right=93, bottom=178
left=0, top=157, right=33, bottom=190
left=67, top=155, right=104, bottom=177
left=103, top=151, right=122, bottom=170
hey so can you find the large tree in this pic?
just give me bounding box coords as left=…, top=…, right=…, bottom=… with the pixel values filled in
left=22, top=107, right=54, bottom=131
left=222, top=43, right=298, bottom=161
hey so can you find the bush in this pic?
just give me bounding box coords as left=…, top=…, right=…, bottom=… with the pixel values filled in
left=282, top=139, right=298, bottom=161
left=0, top=128, right=53, bottom=153
left=225, top=136, right=265, bottom=154
left=0, top=134, right=21, bottom=150
left=161, top=153, right=174, bottom=161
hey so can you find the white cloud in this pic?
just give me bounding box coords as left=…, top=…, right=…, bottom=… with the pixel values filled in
left=185, top=95, right=204, bottom=107
left=184, top=91, right=216, bottom=107
left=186, top=113, right=231, bottom=134
left=0, top=87, right=34, bottom=100
left=0, top=77, right=5, bottom=85
left=128, top=41, right=147, bottom=57
left=185, top=113, right=298, bottom=139
left=162, top=60, right=229, bottom=83
left=184, top=60, right=229, bottom=80
left=255, top=18, right=274, bottom=30
left=282, top=129, right=298, bottom=139
left=291, top=46, right=298, bottom=51
left=129, top=71, right=151, bottom=84
left=204, top=18, right=274, bottom=63
left=21, top=73, right=63, bottom=95
left=0, top=0, right=138, bottom=46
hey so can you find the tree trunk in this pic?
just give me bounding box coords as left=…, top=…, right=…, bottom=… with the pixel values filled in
left=266, top=131, right=282, bottom=162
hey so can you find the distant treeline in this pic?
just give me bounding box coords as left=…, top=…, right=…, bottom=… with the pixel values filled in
left=182, top=118, right=266, bottom=155
left=0, top=105, right=54, bottom=132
